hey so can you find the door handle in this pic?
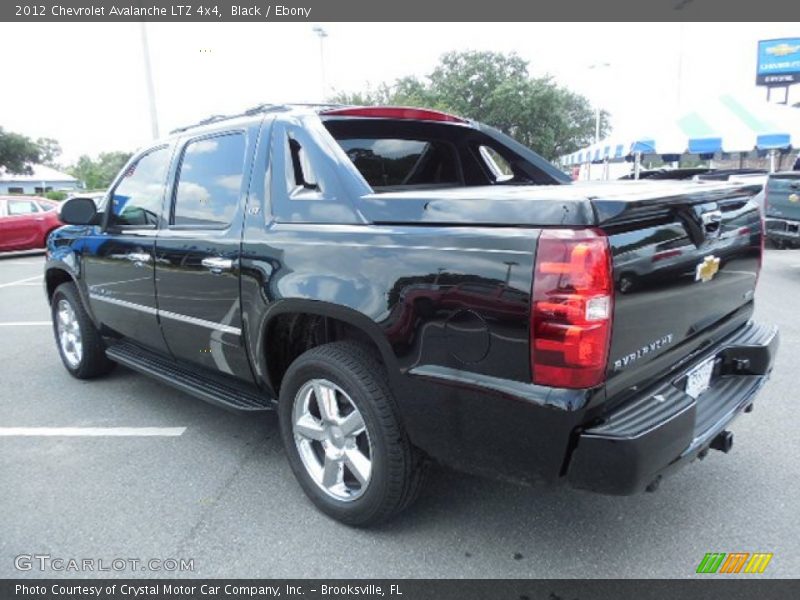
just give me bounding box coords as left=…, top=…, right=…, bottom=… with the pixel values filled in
left=125, top=252, right=152, bottom=266
left=201, top=257, right=234, bottom=273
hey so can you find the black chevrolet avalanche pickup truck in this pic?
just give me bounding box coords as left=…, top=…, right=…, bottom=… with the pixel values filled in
left=46, top=105, right=778, bottom=525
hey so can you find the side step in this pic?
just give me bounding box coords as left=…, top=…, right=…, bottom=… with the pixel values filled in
left=106, top=342, right=273, bottom=412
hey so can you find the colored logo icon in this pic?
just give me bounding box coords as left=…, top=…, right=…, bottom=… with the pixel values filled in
left=696, top=552, right=773, bottom=574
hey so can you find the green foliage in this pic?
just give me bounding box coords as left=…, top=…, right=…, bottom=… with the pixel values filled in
left=68, top=151, right=133, bottom=190
left=329, top=50, right=609, bottom=160
left=36, top=137, right=63, bottom=168
left=44, top=191, right=68, bottom=201
left=0, top=127, right=41, bottom=174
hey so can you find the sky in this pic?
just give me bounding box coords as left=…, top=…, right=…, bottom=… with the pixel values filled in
left=0, top=22, right=798, bottom=165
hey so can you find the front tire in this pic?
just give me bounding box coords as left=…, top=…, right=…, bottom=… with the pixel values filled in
left=51, top=283, right=115, bottom=379
left=278, top=342, right=425, bottom=526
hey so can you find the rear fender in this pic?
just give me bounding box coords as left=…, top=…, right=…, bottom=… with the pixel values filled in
left=252, top=298, right=401, bottom=397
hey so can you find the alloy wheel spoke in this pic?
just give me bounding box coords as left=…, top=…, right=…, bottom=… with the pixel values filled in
left=322, top=455, right=343, bottom=489
left=314, top=381, right=339, bottom=423
left=339, top=410, right=365, bottom=437
left=344, top=448, right=371, bottom=486
left=294, top=413, right=326, bottom=441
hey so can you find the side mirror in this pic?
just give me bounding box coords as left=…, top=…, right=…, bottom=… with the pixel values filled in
left=60, top=196, right=100, bottom=225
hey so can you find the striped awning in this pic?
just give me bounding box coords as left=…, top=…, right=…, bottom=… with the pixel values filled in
left=561, top=93, right=799, bottom=166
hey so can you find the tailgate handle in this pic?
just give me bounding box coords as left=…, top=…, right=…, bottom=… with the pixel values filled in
left=701, top=210, right=723, bottom=234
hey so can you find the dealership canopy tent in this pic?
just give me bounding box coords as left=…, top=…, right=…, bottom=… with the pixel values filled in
left=560, top=93, right=800, bottom=175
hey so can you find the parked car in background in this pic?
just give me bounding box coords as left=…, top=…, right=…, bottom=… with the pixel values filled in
left=764, top=171, right=800, bottom=248
left=0, top=196, right=62, bottom=252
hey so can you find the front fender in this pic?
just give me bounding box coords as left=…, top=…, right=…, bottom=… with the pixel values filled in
left=44, top=227, right=96, bottom=324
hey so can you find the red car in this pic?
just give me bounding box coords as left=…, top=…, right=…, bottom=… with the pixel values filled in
left=0, top=196, right=62, bottom=252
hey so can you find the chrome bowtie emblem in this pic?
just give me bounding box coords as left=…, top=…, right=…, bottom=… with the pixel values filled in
left=696, top=255, right=720, bottom=283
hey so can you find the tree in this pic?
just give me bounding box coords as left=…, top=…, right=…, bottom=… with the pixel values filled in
left=0, top=127, right=41, bottom=174
left=329, top=50, right=609, bottom=161
left=36, top=137, right=63, bottom=168
left=68, top=151, right=133, bottom=190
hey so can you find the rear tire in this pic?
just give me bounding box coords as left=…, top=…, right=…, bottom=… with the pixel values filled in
left=278, top=341, right=426, bottom=526
left=51, top=283, right=115, bottom=379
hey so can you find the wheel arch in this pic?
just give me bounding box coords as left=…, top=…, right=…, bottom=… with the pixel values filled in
left=45, top=266, right=77, bottom=303
left=44, top=263, right=99, bottom=328
left=254, top=299, right=400, bottom=398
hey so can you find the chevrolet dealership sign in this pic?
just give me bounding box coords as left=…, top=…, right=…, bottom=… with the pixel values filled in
left=757, top=38, right=800, bottom=85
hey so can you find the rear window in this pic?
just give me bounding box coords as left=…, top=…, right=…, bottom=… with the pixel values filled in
left=336, top=138, right=460, bottom=188
left=323, top=117, right=568, bottom=190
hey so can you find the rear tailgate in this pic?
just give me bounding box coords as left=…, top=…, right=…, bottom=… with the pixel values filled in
left=592, top=182, right=762, bottom=402
left=765, top=172, right=800, bottom=222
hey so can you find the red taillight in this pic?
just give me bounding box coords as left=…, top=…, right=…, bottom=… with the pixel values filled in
left=531, top=229, right=613, bottom=389
left=320, top=106, right=467, bottom=123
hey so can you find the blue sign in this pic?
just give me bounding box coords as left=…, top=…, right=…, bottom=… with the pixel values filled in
left=757, top=38, right=800, bottom=86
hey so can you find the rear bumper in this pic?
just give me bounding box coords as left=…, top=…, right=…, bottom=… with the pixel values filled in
left=567, top=321, right=779, bottom=495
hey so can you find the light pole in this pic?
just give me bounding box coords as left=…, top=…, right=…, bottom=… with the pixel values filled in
left=312, top=26, right=328, bottom=102
left=139, top=23, right=160, bottom=139
left=587, top=62, right=610, bottom=144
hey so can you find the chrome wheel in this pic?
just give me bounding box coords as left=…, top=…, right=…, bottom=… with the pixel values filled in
left=292, top=378, right=372, bottom=502
left=56, top=298, right=82, bottom=368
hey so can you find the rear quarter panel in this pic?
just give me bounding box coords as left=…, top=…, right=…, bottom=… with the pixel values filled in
left=241, top=223, right=536, bottom=383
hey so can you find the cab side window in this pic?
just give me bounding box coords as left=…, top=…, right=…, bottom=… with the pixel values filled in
left=172, top=133, right=246, bottom=227
left=285, top=134, right=321, bottom=197
left=109, top=146, right=171, bottom=227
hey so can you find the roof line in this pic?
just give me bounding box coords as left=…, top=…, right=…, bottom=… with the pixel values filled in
left=169, top=102, right=347, bottom=134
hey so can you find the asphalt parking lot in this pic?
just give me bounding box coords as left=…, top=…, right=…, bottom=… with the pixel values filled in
left=0, top=249, right=798, bottom=579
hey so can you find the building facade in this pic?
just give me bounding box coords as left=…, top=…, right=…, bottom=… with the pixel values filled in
left=0, top=165, right=81, bottom=195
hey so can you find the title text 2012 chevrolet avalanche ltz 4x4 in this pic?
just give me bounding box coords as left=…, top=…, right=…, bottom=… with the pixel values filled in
left=46, top=105, right=778, bottom=525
